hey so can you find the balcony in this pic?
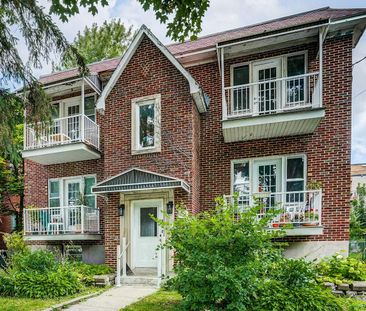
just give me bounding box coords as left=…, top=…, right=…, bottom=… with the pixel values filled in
left=222, top=73, right=325, bottom=142
left=23, top=205, right=101, bottom=241
left=22, top=114, right=101, bottom=165
left=224, top=190, right=323, bottom=236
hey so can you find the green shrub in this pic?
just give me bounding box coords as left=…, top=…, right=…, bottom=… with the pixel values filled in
left=157, top=197, right=341, bottom=310
left=3, top=232, right=27, bottom=256
left=10, top=249, right=58, bottom=273
left=316, top=253, right=366, bottom=284
left=70, top=262, right=114, bottom=285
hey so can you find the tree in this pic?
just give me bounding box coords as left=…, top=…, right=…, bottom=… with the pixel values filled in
left=58, top=19, right=134, bottom=69
left=350, top=184, right=366, bottom=240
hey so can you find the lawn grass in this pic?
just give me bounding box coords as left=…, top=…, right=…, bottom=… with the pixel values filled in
left=0, top=286, right=102, bottom=311
left=121, top=290, right=182, bottom=311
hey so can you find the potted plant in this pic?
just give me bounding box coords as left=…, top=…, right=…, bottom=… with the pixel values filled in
left=303, top=210, right=319, bottom=226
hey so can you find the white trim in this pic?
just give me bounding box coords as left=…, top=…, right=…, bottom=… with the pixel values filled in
left=96, top=25, right=207, bottom=113
left=48, top=174, right=97, bottom=208
left=231, top=154, right=307, bottom=195
left=131, top=94, right=161, bottom=154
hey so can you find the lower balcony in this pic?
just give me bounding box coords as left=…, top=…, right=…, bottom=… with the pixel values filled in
left=224, top=190, right=323, bottom=236
left=23, top=205, right=101, bottom=241
left=22, top=114, right=100, bottom=165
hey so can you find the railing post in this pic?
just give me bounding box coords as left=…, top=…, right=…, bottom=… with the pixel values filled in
left=157, top=234, right=163, bottom=286
left=122, top=237, right=127, bottom=278
left=80, top=205, right=84, bottom=234
left=116, top=245, right=121, bottom=287
left=81, top=79, right=85, bottom=142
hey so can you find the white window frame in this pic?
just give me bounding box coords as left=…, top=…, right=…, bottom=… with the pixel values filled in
left=231, top=154, right=307, bottom=195
left=48, top=174, right=97, bottom=207
left=131, top=94, right=161, bottom=155
left=229, top=51, right=308, bottom=87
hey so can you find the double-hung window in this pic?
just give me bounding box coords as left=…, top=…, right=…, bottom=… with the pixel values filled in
left=131, top=94, right=161, bottom=154
left=84, top=95, right=96, bottom=122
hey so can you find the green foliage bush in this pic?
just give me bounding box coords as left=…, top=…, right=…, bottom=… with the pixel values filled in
left=0, top=233, right=82, bottom=298
left=158, top=197, right=341, bottom=310
left=316, top=253, right=366, bottom=284
left=71, top=262, right=114, bottom=285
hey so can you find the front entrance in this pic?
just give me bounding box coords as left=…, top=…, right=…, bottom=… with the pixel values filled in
left=131, top=199, right=163, bottom=269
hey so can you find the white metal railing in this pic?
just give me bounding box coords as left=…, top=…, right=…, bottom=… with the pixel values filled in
left=24, top=114, right=100, bottom=150
left=224, top=72, right=320, bottom=119
left=224, top=190, right=322, bottom=228
left=23, top=205, right=100, bottom=235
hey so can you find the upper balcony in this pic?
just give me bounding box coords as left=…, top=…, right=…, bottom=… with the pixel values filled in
left=22, top=77, right=101, bottom=165
left=222, top=72, right=325, bottom=142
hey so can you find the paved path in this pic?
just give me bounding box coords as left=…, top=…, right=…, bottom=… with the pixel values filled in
left=65, top=286, right=157, bottom=311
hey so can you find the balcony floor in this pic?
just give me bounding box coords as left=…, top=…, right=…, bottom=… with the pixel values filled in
left=22, top=142, right=101, bottom=165
left=222, top=108, right=325, bottom=142
left=24, top=233, right=102, bottom=241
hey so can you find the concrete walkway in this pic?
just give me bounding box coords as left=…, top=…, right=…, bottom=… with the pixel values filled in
left=64, top=285, right=157, bottom=311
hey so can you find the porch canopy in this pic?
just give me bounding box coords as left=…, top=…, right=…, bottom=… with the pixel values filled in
left=92, top=168, right=190, bottom=194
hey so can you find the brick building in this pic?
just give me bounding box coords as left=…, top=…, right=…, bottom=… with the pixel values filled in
left=22, top=7, right=366, bottom=279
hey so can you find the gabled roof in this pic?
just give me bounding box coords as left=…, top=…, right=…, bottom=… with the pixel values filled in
left=169, top=7, right=366, bottom=55
left=38, top=7, right=366, bottom=86
left=96, top=25, right=208, bottom=113
left=92, top=168, right=190, bottom=193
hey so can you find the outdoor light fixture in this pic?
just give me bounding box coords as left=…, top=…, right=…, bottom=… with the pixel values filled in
left=167, top=201, right=174, bottom=215
left=118, top=204, right=125, bottom=217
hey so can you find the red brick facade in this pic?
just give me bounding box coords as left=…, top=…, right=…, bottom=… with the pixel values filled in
left=23, top=32, right=353, bottom=265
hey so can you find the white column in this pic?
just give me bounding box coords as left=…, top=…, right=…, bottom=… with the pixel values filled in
left=221, top=48, right=227, bottom=120
left=319, top=28, right=324, bottom=108
left=122, top=237, right=127, bottom=278
left=116, top=245, right=121, bottom=287
left=81, top=78, right=85, bottom=141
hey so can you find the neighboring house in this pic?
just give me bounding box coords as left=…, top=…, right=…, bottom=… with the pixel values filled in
left=352, top=164, right=366, bottom=197
left=22, top=7, right=366, bottom=279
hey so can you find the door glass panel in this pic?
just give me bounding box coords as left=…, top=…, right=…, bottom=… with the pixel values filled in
left=140, top=207, right=157, bottom=237
left=139, top=102, right=155, bottom=148
left=67, top=182, right=80, bottom=206
left=67, top=105, right=80, bottom=140
left=258, top=67, right=277, bottom=114
left=257, top=163, right=278, bottom=208
left=233, top=66, right=250, bottom=113
left=287, top=55, right=305, bottom=105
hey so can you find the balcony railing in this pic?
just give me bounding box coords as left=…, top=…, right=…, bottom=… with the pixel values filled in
left=23, top=205, right=100, bottom=236
left=24, top=114, right=100, bottom=150
left=224, top=190, right=322, bottom=229
left=224, top=72, right=320, bottom=119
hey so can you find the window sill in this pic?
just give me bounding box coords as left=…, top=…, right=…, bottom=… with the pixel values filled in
left=131, top=146, right=161, bottom=155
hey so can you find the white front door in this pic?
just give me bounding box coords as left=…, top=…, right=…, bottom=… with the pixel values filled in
left=253, top=59, right=281, bottom=114
left=131, top=199, right=163, bottom=268
left=253, top=159, right=282, bottom=194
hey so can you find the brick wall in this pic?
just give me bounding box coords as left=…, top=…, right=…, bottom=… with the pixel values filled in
left=187, top=35, right=352, bottom=242
left=23, top=33, right=353, bottom=265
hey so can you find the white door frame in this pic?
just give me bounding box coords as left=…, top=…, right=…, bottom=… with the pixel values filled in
left=253, top=159, right=282, bottom=193
left=130, top=198, right=163, bottom=269
left=252, top=58, right=282, bottom=113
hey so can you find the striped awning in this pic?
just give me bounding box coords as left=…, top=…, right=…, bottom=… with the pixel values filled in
left=92, top=168, right=190, bottom=194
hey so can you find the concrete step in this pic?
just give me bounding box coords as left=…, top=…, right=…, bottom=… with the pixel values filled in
left=120, top=276, right=160, bottom=287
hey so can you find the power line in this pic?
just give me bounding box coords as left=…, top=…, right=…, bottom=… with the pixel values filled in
left=353, top=56, right=366, bottom=67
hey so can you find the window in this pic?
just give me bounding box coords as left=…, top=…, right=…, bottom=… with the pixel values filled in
left=232, top=65, right=250, bottom=113
left=286, top=54, right=306, bottom=105
left=84, top=176, right=96, bottom=208
left=48, top=175, right=96, bottom=208
left=132, top=94, right=161, bottom=154
left=286, top=157, right=305, bottom=192
left=232, top=155, right=306, bottom=196
left=140, top=207, right=157, bottom=237
left=84, top=96, right=96, bottom=121
left=49, top=180, right=60, bottom=207
left=64, top=245, right=82, bottom=261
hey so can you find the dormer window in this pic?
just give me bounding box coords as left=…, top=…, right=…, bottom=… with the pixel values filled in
left=131, top=94, right=161, bottom=154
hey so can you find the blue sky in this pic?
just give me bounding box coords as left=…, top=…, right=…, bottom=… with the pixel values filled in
left=25, top=0, right=366, bottom=163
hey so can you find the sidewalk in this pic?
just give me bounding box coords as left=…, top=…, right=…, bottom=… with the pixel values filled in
left=64, top=285, right=157, bottom=311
